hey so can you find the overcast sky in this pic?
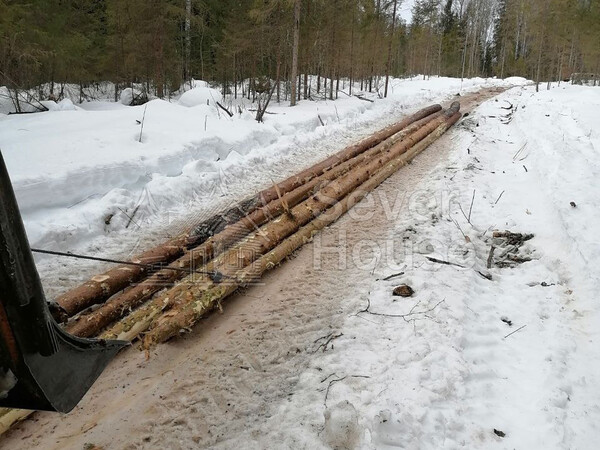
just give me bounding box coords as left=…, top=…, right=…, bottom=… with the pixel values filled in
left=399, top=0, right=415, bottom=23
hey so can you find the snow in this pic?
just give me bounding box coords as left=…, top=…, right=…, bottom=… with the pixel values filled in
left=178, top=86, right=223, bottom=107
left=4, top=76, right=599, bottom=449
left=220, top=82, right=598, bottom=448
left=119, top=88, right=135, bottom=106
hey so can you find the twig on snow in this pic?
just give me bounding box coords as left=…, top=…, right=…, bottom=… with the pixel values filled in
left=138, top=104, right=148, bottom=143
left=358, top=298, right=445, bottom=322
left=426, top=257, right=466, bottom=268
left=512, top=142, right=527, bottom=161
left=468, top=189, right=476, bottom=223
left=312, top=332, right=343, bottom=353
left=478, top=271, right=493, bottom=280
left=494, top=191, right=505, bottom=205
left=354, top=94, right=374, bottom=103
left=458, top=190, right=476, bottom=226
left=216, top=101, right=233, bottom=117
left=322, top=375, right=371, bottom=406
left=118, top=206, right=141, bottom=229
left=450, top=215, right=470, bottom=242
left=486, top=245, right=496, bottom=269
left=503, top=324, right=526, bottom=339
left=382, top=272, right=405, bottom=281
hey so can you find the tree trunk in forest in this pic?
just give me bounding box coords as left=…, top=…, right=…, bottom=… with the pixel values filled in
left=535, top=33, right=544, bottom=92
left=290, top=0, right=301, bottom=106
left=303, top=73, right=308, bottom=99
left=384, top=0, right=398, bottom=98
left=184, top=0, right=191, bottom=85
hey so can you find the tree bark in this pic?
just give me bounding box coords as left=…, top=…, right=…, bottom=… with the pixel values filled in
left=138, top=106, right=461, bottom=348
left=96, top=110, right=443, bottom=340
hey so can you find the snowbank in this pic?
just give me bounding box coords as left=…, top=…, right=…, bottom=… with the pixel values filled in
left=0, top=76, right=523, bottom=252
left=178, top=86, right=223, bottom=107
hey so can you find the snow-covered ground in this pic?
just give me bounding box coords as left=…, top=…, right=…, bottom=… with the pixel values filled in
left=2, top=79, right=599, bottom=450
left=237, top=83, right=600, bottom=449
left=0, top=76, right=523, bottom=297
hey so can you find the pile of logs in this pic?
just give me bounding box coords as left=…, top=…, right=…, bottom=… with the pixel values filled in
left=0, top=102, right=461, bottom=434
left=59, top=101, right=462, bottom=349
left=0, top=101, right=461, bottom=433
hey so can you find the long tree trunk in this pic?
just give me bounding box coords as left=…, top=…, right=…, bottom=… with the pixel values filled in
left=384, top=0, right=398, bottom=98
left=85, top=108, right=444, bottom=339
left=138, top=105, right=462, bottom=348
left=290, top=0, right=301, bottom=106
left=184, top=0, right=191, bottom=86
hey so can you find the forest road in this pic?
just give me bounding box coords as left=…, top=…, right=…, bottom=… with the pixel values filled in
left=0, top=86, right=509, bottom=450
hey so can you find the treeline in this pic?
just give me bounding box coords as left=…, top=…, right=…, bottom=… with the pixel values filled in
left=1, top=0, right=599, bottom=105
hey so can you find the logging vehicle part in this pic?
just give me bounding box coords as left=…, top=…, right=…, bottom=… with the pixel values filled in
left=0, top=151, right=128, bottom=412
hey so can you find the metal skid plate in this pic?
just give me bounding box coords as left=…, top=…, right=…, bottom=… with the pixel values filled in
left=0, top=151, right=128, bottom=412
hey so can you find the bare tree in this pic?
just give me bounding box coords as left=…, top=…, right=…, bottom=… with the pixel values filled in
left=384, top=0, right=399, bottom=98
left=290, top=0, right=301, bottom=106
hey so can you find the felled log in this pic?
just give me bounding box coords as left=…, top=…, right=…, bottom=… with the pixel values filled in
left=140, top=106, right=462, bottom=348
left=0, top=409, right=31, bottom=435
left=56, top=105, right=442, bottom=319
left=104, top=103, right=460, bottom=344
left=186, top=104, right=442, bottom=246
left=55, top=235, right=190, bottom=317
left=69, top=110, right=444, bottom=338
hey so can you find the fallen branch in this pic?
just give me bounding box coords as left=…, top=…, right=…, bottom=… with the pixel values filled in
left=382, top=271, right=405, bottom=281
left=486, top=245, right=496, bottom=269
left=503, top=324, right=526, bottom=339
left=494, top=190, right=505, bottom=205
left=354, top=94, right=374, bottom=103
left=358, top=298, right=445, bottom=321
left=216, top=101, right=233, bottom=117
left=426, top=257, right=466, bottom=268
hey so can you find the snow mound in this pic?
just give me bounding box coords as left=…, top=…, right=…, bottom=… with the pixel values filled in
left=504, top=76, right=529, bottom=85
left=323, top=401, right=361, bottom=449
left=190, top=79, right=209, bottom=89
left=55, top=98, right=77, bottom=111
left=120, top=88, right=134, bottom=106
left=178, top=87, right=222, bottom=107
